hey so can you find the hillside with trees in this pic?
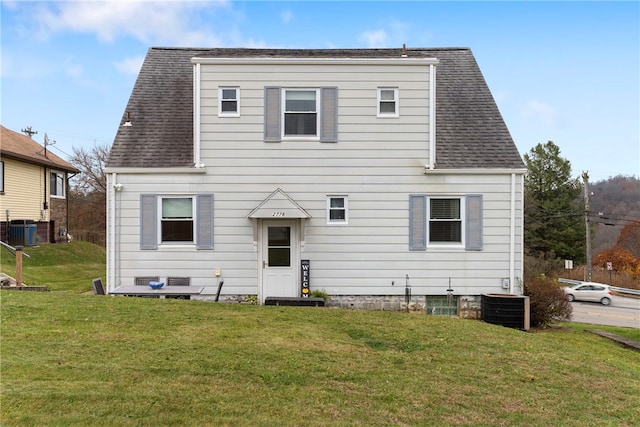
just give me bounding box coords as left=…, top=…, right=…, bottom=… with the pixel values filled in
left=590, top=175, right=640, bottom=255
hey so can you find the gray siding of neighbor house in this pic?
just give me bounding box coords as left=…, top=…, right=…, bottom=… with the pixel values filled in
left=106, top=47, right=524, bottom=298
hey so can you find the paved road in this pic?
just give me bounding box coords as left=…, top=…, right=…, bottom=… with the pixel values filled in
left=570, top=295, right=640, bottom=328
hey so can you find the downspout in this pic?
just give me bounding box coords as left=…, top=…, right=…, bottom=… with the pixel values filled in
left=509, top=173, right=516, bottom=294
left=43, top=166, right=48, bottom=210
left=428, top=63, right=437, bottom=170
left=193, top=62, right=201, bottom=167
left=107, top=172, right=117, bottom=292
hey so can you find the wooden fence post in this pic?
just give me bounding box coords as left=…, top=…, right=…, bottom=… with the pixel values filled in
left=15, top=245, right=23, bottom=286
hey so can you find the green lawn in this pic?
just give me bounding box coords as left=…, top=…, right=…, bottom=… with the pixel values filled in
left=1, top=292, right=639, bottom=426
left=0, top=241, right=105, bottom=293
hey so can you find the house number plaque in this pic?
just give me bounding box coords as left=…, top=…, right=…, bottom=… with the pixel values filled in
left=272, top=212, right=285, bottom=217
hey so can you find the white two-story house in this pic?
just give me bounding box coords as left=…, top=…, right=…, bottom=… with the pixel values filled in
left=105, top=47, right=526, bottom=311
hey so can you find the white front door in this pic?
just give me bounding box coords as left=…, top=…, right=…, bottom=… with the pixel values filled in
left=261, top=220, right=299, bottom=300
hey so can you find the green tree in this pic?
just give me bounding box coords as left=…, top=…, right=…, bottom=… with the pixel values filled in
left=524, top=141, right=585, bottom=262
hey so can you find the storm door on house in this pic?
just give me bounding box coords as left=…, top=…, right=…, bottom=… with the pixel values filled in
left=261, top=220, right=298, bottom=299
left=247, top=189, right=311, bottom=303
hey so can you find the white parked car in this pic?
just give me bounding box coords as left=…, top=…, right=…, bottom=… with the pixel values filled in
left=563, top=282, right=613, bottom=305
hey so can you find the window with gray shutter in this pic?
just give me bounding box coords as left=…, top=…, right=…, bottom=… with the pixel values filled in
left=409, top=195, right=427, bottom=250
left=465, top=194, right=483, bottom=250
left=264, top=87, right=281, bottom=141
left=409, top=194, right=483, bottom=251
left=140, top=194, right=158, bottom=250
left=265, top=86, right=338, bottom=142
left=140, top=194, right=214, bottom=250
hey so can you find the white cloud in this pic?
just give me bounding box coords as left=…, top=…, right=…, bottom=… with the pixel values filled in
left=32, top=0, right=228, bottom=46
left=523, top=100, right=558, bottom=128
left=65, top=64, right=84, bottom=78
left=114, top=56, right=145, bottom=75
left=359, top=30, right=389, bottom=48
left=281, top=9, right=293, bottom=24
left=359, top=19, right=411, bottom=48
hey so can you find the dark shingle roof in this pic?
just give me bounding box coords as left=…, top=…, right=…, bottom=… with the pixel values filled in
left=107, top=47, right=524, bottom=169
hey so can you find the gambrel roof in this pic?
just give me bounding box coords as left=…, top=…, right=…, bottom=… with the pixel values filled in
left=107, top=47, right=524, bottom=170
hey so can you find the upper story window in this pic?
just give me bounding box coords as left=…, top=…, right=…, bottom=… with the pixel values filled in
left=161, top=197, right=194, bottom=243
left=264, top=87, right=337, bottom=143
left=50, top=171, right=65, bottom=198
left=219, top=87, right=239, bottom=116
left=327, top=195, right=348, bottom=224
left=377, top=88, right=399, bottom=117
left=283, top=89, right=319, bottom=137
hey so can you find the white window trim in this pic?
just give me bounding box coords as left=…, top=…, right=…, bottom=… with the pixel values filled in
left=50, top=170, right=65, bottom=199
left=158, top=195, right=196, bottom=246
left=282, top=88, right=320, bottom=140
left=0, top=160, right=4, bottom=193
left=326, top=195, right=349, bottom=225
left=427, top=196, right=465, bottom=248
left=218, top=87, right=240, bottom=117
left=377, top=87, right=399, bottom=118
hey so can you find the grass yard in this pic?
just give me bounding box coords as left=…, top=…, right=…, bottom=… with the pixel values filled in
left=0, top=242, right=105, bottom=293
left=1, top=292, right=639, bottom=426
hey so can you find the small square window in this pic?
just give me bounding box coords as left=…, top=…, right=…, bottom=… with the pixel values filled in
left=377, top=88, right=399, bottom=117
left=219, top=87, right=239, bottom=116
left=327, top=196, right=348, bottom=224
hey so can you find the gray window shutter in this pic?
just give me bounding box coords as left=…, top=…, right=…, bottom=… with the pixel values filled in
left=264, top=87, right=281, bottom=142
left=466, top=194, right=483, bottom=251
left=320, top=87, right=338, bottom=142
left=409, top=195, right=427, bottom=251
left=140, top=194, right=157, bottom=250
left=196, top=194, right=214, bottom=250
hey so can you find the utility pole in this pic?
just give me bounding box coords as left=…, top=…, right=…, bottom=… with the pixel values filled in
left=582, top=171, right=592, bottom=282
left=21, top=126, right=38, bottom=138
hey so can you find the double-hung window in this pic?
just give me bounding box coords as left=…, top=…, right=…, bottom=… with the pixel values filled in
left=219, top=87, right=239, bottom=116
left=429, top=198, right=462, bottom=243
left=0, top=161, right=4, bottom=193
left=50, top=171, right=65, bottom=198
left=161, top=197, right=194, bottom=243
left=377, top=88, right=399, bottom=117
left=327, top=196, right=348, bottom=224
left=264, top=87, right=337, bottom=142
left=409, top=194, right=483, bottom=251
left=284, top=89, right=318, bottom=137
left=140, top=194, right=214, bottom=250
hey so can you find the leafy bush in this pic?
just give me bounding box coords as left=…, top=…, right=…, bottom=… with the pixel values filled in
left=310, top=289, right=331, bottom=301
left=523, top=275, right=572, bottom=327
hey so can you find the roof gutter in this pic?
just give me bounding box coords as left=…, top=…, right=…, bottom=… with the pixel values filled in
left=192, top=57, right=440, bottom=66
left=423, top=168, right=527, bottom=175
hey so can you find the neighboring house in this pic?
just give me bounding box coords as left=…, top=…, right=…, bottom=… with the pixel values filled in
left=0, top=125, right=79, bottom=245
left=105, top=47, right=526, bottom=310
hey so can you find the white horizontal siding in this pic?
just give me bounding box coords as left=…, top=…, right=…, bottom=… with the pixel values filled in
left=110, top=170, right=523, bottom=296
left=108, top=60, right=523, bottom=297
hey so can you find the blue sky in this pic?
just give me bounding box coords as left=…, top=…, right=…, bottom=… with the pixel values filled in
left=1, top=1, right=638, bottom=182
